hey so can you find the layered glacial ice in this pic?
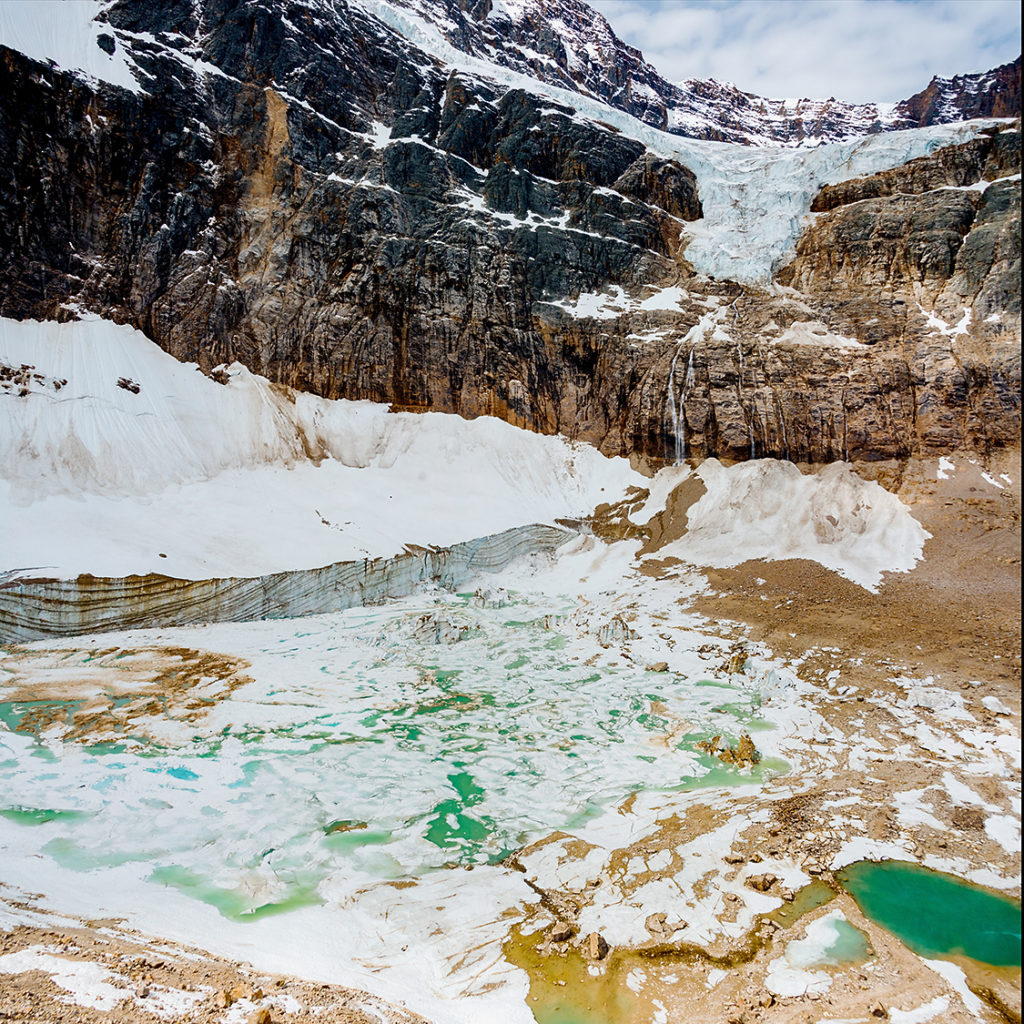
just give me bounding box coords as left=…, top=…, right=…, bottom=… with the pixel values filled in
left=0, top=315, right=937, bottom=1023
left=1, top=315, right=928, bottom=592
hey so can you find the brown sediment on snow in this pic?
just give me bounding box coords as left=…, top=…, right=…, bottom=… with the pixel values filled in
left=501, top=450, right=1021, bottom=1024
left=0, top=454, right=1019, bottom=1024
left=0, top=646, right=252, bottom=745
left=687, top=448, right=1021, bottom=739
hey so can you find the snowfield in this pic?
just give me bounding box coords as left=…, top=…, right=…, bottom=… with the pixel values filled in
left=0, top=315, right=640, bottom=578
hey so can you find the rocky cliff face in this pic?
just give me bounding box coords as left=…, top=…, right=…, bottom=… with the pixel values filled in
left=899, top=57, right=1022, bottom=127
left=0, top=0, right=1020, bottom=465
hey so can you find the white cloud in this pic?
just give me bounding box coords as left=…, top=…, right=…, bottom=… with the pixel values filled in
left=588, top=0, right=1021, bottom=103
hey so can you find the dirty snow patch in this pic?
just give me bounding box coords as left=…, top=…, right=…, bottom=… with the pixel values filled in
left=646, top=459, right=928, bottom=591
left=0, top=948, right=126, bottom=1011
left=890, top=996, right=950, bottom=1024
left=772, top=321, right=866, bottom=350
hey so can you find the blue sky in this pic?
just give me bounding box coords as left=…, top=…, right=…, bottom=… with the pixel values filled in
left=587, top=0, right=1021, bottom=103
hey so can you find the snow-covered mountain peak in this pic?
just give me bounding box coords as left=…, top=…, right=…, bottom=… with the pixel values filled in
left=359, top=0, right=1019, bottom=145
left=1, top=0, right=1018, bottom=146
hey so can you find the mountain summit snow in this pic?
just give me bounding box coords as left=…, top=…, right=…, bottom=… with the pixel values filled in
left=374, top=0, right=1021, bottom=145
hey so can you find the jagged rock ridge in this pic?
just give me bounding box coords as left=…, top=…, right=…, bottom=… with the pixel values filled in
left=382, top=0, right=1021, bottom=145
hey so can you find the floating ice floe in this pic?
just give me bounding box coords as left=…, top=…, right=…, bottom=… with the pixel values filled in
left=0, top=543, right=804, bottom=1024
left=765, top=910, right=849, bottom=996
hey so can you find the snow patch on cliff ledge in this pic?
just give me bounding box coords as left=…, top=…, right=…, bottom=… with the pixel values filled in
left=0, top=0, right=1007, bottom=286
left=352, top=0, right=1007, bottom=285
left=0, top=0, right=142, bottom=93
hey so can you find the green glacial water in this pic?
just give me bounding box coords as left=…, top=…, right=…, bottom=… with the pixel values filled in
left=837, top=860, right=1022, bottom=967
left=149, top=864, right=325, bottom=921
left=0, top=596, right=791, bottom=925
left=0, top=806, right=90, bottom=827
left=821, top=918, right=872, bottom=963
left=768, top=878, right=836, bottom=929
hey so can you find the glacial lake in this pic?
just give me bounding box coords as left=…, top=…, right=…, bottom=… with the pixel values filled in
left=837, top=859, right=1022, bottom=967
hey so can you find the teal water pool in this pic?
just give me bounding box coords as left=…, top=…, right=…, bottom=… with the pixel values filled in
left=837, top=860, right=1021, bottom=967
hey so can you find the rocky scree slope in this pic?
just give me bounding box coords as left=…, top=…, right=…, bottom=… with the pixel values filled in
left=0, top=0, right=1020, bottom=464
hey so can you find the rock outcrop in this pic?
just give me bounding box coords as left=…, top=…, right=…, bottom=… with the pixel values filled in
left=899, top=56, right=1022, bottom=127
left=811, top=127, right=1021, bottom=210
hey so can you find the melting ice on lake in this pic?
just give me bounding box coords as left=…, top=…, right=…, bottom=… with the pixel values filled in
left=0, top=559, right=804, bottom=1022
left=0, top=585, right=789, bottom=918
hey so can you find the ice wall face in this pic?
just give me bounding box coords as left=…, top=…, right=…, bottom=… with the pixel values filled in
left=0, top=523, right=574, bottom=642
left=0, top=0, right=1019, bottom=464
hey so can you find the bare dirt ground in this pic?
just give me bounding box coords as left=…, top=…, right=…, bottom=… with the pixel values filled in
left=693, top=450, right=1021, bottom=702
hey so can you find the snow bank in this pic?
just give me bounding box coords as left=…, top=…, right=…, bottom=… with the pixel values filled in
left=1, top=317, right=928, bottom=587
left=647, top=459, right=928, bottom=591
left=0, top=1, right=142, bottom=93
left=0, top=948, right=126, bottom=1011
left=0, top=316, right=642, bottom=578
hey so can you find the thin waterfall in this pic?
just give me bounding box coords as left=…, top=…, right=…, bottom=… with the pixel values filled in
left=736, top=341, right=756, bottom=460
left=665, top=344, right=686, bottom=464
left=666, top=309, right=722, bottom=465
left=776, top=394, right=791, bottom=461
left=666, top=344, right=698, bottom=464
